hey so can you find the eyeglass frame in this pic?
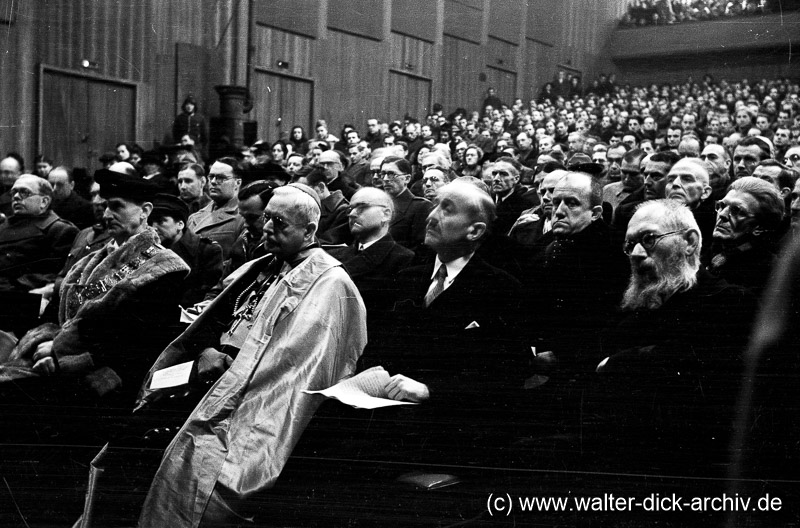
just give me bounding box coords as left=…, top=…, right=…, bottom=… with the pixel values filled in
left=346, top=202, right=387, bottom=214
left=622, top=229, right=687, bottom=256
left=10, top=188, right=42, bottom=199
left=262, top=211, right=302, bottom=231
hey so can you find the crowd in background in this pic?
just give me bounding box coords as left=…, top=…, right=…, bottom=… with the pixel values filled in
left=619, top=0, right=798, bottom=27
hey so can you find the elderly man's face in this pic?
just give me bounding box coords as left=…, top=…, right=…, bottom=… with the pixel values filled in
left=262, top=193, right=311, bottom=259
left=643, top=160, right=672, bottom=200
left=714, top=189, right=760, bottom=242
left=490, top=161, right=519, bottom=195
left=317, top=155, right=341, bottom=181
left=48, top=168, right=73, bottom=201
left=177, top=168, right=205, bottom=202
left=700, top=144, right=730, bottom=192
left=380, top=161, right=409, bottom=198
left=551, top=174, right=598, bottom=236
left=785, top=147, right=800, bottom=171
left=0, top=157, right=21, bottom=188
left=238, top=194, right=267, bottom=236
left=790, top=179, right=800, bottom=231
left=421, top=169, right=448, bottom=201
left=424, top=183, right=482, bottom=254
left=10, top=176, right=50, bottom=217
left=624, top=206, right=689, bottom=286
left=733, top=144, right=763, bottom=179
left=348, top=190, right=390, bottom=240
left=538, top=171, right=564, bottom=218
left=103, top=196, right=148, bottom=243
left=753, top=165, right=786, bottom=194
left=667, top=160, right=711, bottom=207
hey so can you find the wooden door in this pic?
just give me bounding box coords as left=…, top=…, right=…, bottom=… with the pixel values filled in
left=387, top=71, right=432, bottom=123
left=251, top=71, right=313, bottom=144
left=40, top=68, right=136, bottom=171
left=485, top=67, right=518, bottom=107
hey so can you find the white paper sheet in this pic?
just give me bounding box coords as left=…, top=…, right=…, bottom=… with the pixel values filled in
left=150, top=360, right=194, bottom=389
left=304, top=366, right=418, bottom=409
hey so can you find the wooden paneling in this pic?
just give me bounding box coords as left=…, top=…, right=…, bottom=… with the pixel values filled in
left=388, top=71, right=432, bottom=122
left=391, top=0, right=437, bottom=42
left=486, top=37, right=517, bottom=73
left=251, top=71, right=313, bottom=142
left=253, top=25, right=314, bottom=79
left=175, top=43, right=224, bottom=144
left=443, top=0, right=483, bottom=44
left=255, top=0, right=320, bottom=38
left=389, top=33, right=435, bottom=79
left=485, top=67, right=517, bottom=107
left=328, top=0, right=385, bottom=40
left=38, top=0, right=151, bottom=83
left=489, top=0, right=523, bottom=45
left=316, top=30, right=385, bottom=130
left=524, top=39, right=556, bottom=104
left=442, top=35, right=484, bottom=114
left=527, top=0, right=558, bottom=45
left=40, top=69, right=135, bottom=170
left=616, top=48, right=797, bottom=88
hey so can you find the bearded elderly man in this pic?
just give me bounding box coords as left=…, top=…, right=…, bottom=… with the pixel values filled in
left=0, top=166, right=188, bottom=410
left=596, top=200, right=756, bottom=472
left=137, top=184, right=367, bottom=527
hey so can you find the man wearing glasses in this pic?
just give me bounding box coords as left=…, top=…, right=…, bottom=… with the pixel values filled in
left=186, top=157, right=245, bottom=261
left=380, top=156, right=432, bottom=252
left=0, top=174, right=78, bottom=332
left=138, top=184, right=367, bottom=527
left=596, top=199, right=756, bottom=472
left=707, top=177, right=784, bottom=295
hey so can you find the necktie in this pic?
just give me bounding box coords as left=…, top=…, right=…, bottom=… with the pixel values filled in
left=424, top=264, right=448, bottom=307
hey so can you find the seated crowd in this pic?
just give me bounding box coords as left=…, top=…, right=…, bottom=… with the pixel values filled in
left=619, top=0, right=795, bottom=28
left=0, top=72, right=799, bottom=524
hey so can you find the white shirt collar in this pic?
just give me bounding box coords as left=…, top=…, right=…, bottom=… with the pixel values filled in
left=431, top=253, right=474, bottom=290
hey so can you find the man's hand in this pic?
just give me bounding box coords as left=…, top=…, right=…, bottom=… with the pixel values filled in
left=31, top=340, right=57, bottom=375
left=386, top=374, right=430, bottom=402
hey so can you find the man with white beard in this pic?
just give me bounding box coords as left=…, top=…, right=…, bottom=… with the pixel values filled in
left=594, top=199, right=757, bottom=472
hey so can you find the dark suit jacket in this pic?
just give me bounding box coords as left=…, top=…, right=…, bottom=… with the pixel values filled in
left=170, top=229, right=224, bottom=307
left=388, top=188, right=432, bottom=252
left=317, top=191, right=351, bottom=245
left=611, top=186, right=645, bottom=235
left=0, top=210, right=78, bottom=292
left=52, top=191, right=95, bottom=229
left=325, top=233, right=414, bottom=328
left=372, top=254, right=527, bottom=409
left=495, top=185, right=537, bottom=236
left=326, top=174, right=357, bottom=201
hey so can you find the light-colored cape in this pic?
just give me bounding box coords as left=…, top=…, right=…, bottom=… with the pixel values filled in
left=137, top=248, right=367, bottom=527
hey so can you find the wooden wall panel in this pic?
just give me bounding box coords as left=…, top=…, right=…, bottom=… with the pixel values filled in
left=489, top=0, right=523, bottom=45
left=486, top=37, right=517, bottom=73
left=391, top=0, right=437, bottom=42
left=251, top=71, right=313, bottom=142
left=253, top=25, right=314, bottom=78
left=255, top=0, right=320, bottom=38
left=616, top=48, right=797, bottom=88
left=328, top=0, right=385, bottom=40
left=485, top=67, right=517, bottom=107
left=442, top=35, right=484, bottom=114
left=316, top=30, right=386, bottom=130
left=387, top=71, right=432, bottom=122
left=524, top=39, right=556, bottom=104
left=389, top=33, right=435, bottom=79
left=443, top=0, right=483, bottom=44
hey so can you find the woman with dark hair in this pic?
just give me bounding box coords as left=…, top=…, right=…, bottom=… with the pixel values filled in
left=458, top=145, right=484, bottom=181
left=289, top=126, right=310, bottom=155
left=271, top=141, right=289, bottom=166
left=172, top=94, right=207, bottom=149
